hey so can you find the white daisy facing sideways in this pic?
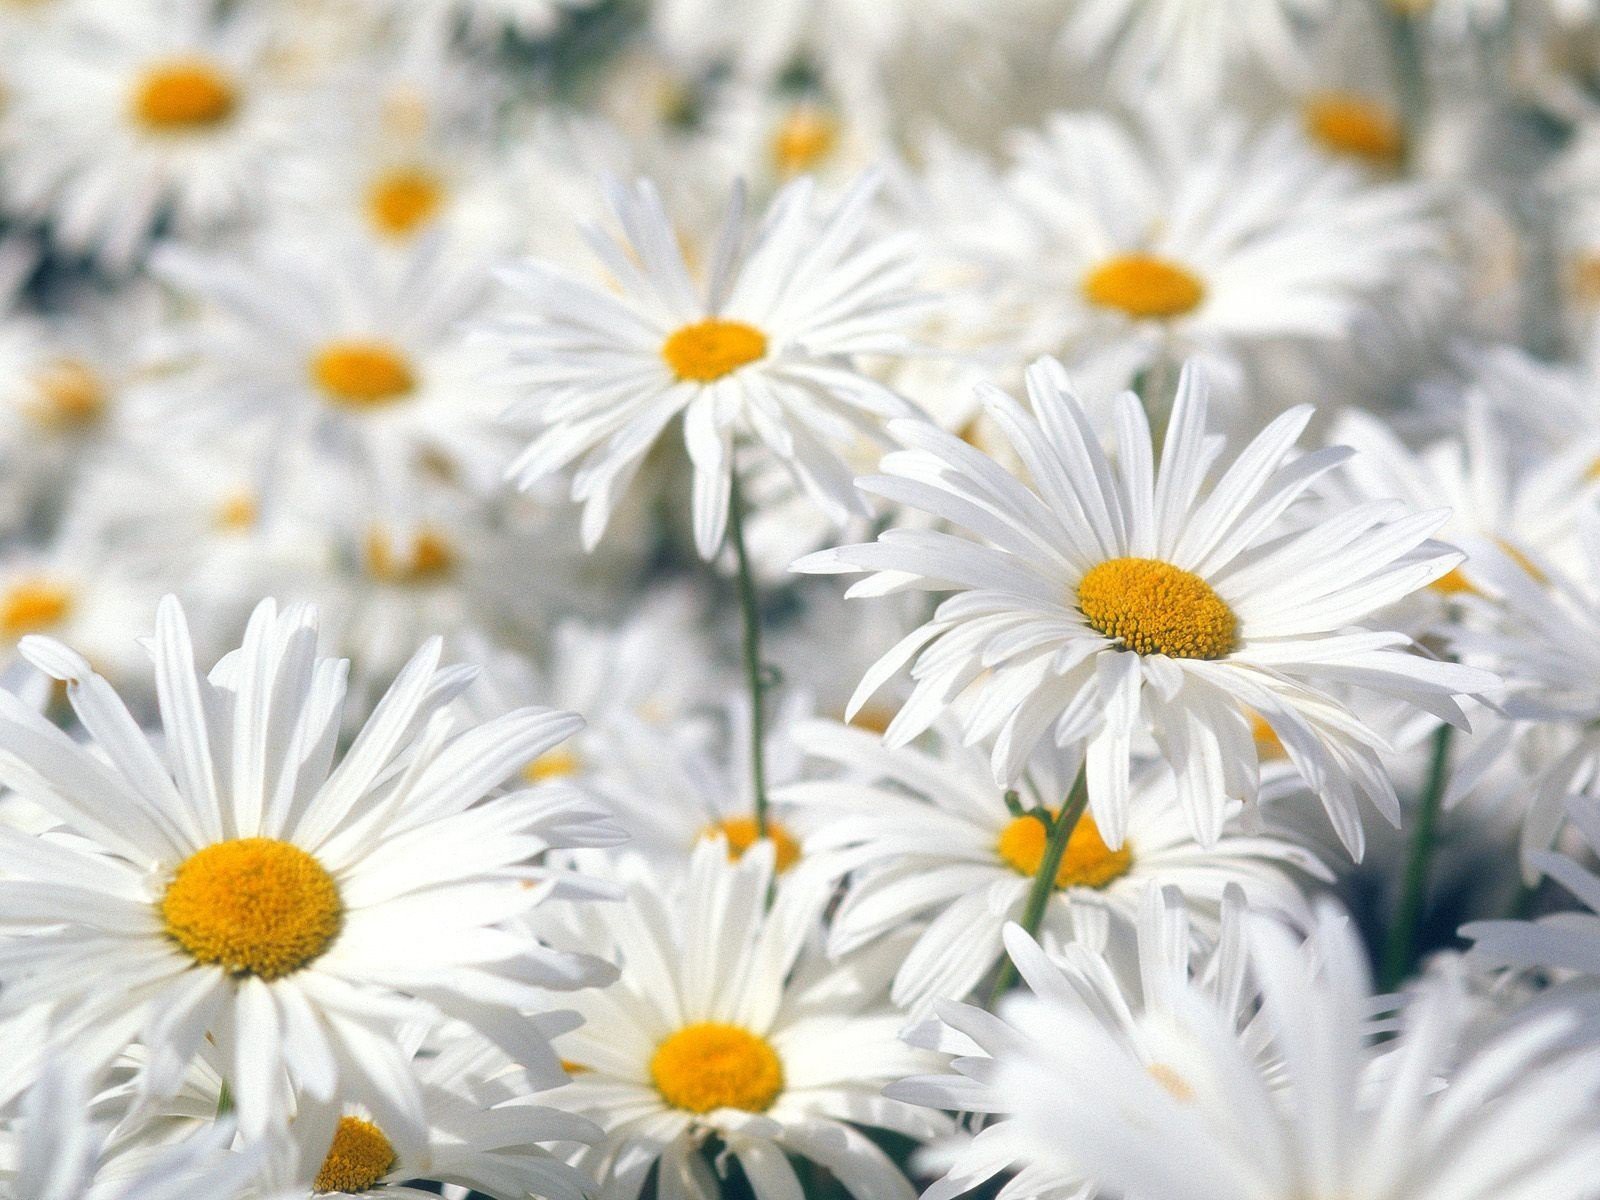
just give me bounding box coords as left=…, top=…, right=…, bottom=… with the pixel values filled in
left=0, top=596, right=624, bottom=1151
left=530, top=838, right=951, bottom=1200
left=796, top=358, right=1495, bottom=857
left=481, top=170, right=930, bottom=558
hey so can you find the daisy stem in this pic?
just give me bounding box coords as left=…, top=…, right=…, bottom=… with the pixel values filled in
left=1380, top=720, right=1454, bottom=990
left=727, top=472, right=771, bottom=840
left=1382, top=2, right=1427, bottom=169
left=215, top=1079, right=233, bottom=1119
left=986, top=768, right=1090, bottom=1009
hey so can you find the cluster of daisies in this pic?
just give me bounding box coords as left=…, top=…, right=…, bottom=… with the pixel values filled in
left=9, top=0, right=1600, bottom=1198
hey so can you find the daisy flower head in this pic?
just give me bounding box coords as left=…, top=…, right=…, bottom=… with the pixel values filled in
left=0, top=596, right=623, bottom=1147
left=383, top=0, right=601, bottom=44
left=778, top=719, right=1324, bottom=1011
left=993, top=899, right=1600, bottom=1200
left=796, top=358, right=1495, bottom=857
left=483, top=170, right=930, bottom=559
left=0, top=0, right=293, bottom=271
left=535, top=838, right=950, bottom=1200
left=888, top=883, right=1262, bottom=1200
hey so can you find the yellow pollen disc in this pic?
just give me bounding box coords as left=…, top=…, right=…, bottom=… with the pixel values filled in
left=524, top=747, right=582, bottom=783
left=1304, top=92, right=1403, bottom=165
left=314, top=1116, right=396, bottom=1194
left=772, top=106, right=840, bottom=176
left=311, top=341, right=417, bottom=409
left=1429, top=565, right=1474, bottom=596
left=1572, top=257, right=1600, bottom=307
left=365, top=167, right=445, bottom=238
left=996, top=810, right=1132, bottom=890
left=1148, top=1063, right=1195, bottom=1102
left=1082, top=254, right=1206, bottom=320
left=0, top=580, right=71, bottom=639
left=701, top=816, right=801, bottom=873
left=1430, top=540, right=1542, bottom=597
left=159, top=838, right=342, bottom=981
left=1249, top=711, right=1286, bottom=760
left=132, top=60, right=238, bottom=132
left=661, top=319, right=767, bottom=383
left=31, top=359, right=106, bottom=429
left=650, top=1023, right=784, bottom=1114
left=363, top=527, right=456, bottom=585
left=215, top=491, right=257, bottom=532
left=846, top=705, right=896, bottom=736
left=1078, top=557, right=1237, bottom=659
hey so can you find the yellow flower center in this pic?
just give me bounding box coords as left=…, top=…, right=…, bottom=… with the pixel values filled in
left=0, top=580, right=72, bottom=639
left=314, top=1116, right=396, bottom=1194
left=1249, top=710, right=1286, bottom=760
left=1572, top=256, right=1600, bottom=307
left=365, top=167, right=445, bottom=239
left=662, top=319, right=767, bottom=383
left=363, top=527, right=456, bottom=585
left=701, top=816, right=801, bottom=873
left=1303, top=92, right=1403, bottom=165
left=772, top=106, right=840, bottom=176
left=1429, top=540, right=1543, bottom=597
left=159, top=838, right=342, bottom=981
left=650, top=1023, right=785, bottom=1114
left=1148, top=1063, right=1195, bottom=1101
left=132, top=60, right=238, bottom=132
left=1078, top=557, right=1237, bottom=659
left=523, top=747, right=582, bottom=783
left=30, top=359, right=106, bottom=429
left=311, top=341, right=417, bottom=409
left=1083, top=254, right=1205, bottom=320
left=996, top=811, right=1132, bottom=889
left=215, top=491, right=258, bottom=532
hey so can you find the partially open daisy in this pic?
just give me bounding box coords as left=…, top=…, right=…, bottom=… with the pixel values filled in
left=0, top=0, right=292, bottom=269
left=532, top=839, right=950, bottom=1200
left=778, top=721, right=1323, bottom=1009
left=0, top=596, right=622, bottom=1146
left=483, top=171, right=928, bottom=558
left=796, top=359, right=1494, bottom=856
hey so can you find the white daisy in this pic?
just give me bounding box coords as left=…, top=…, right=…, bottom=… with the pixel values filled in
left=995, top=899, right=1600, bottom=1200
left=385, top=0, right=601, bottom=43
left=778, top=720, right=1324, bottom=1010
left=534, top=839, right=950, bottom=1200
left=482, top=171, right=929, bottom=558
left=888, top=884, right=1261, bottom=1200
left=0, top=596, right=622, bottom=1147
left=0, top=0, right=294, bottom=270
left=795, top=358, right=1494, bottom=857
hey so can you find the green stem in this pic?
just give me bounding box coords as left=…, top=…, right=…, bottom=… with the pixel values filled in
left=727, top=472, right=770, bottom=839
left=986, top=768, right=1090, bottom=1009
left=1380, top=720, right=1454, bottom=990
left=1382, top=1, right=1427, bottom=172
left=216, top=1079, right=233, bottom=1119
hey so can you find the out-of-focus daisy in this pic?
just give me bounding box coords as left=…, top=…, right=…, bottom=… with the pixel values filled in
left=0, top=597, right=622, bottom=1145
left=483, top=171, right=929, bottom=558
left=152, top=232, right=518, bottom=511
left=384, top=0, right=601, bottom=43
left=779, top=722, right=1323, bottom=1009
left=797, top=359, right=1493, bottom=856
left=996, top=900, right=1600, bottom=1200
left=930, top=109, right=1437, bottom=406
left=889, top=884, right=1261, bottom=1200
left=536, top=839, right=950, bottom=1200
left=0, top=0, right=293, bottom=270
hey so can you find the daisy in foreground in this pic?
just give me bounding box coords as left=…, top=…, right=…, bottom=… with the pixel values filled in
left=995, top=901, right=1600, bottom=1200
left=777, top=721, right=1323, bottom=1009
left=481, top=171, right=928, bottom=557
left=0, top=596, right=623, bottom=1148
left=795, top=359, right=1494, bottom=856
left=534, top=839, right=950, bottom=1200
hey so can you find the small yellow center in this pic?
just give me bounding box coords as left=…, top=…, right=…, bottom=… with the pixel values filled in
left=215, top=491, right=258, bottom=533
left=0, top=580, right=71, bottom=639
left=132, top=60, right=238, bottom=132
left=159, top=838, right=342, bottom=981
left=311, top=341, right=417, bottom=409
left=523, top=747, right=582, bottom=783
left=365, top=167, right=445, bottom=239
left=772, top=106, right=840, bottom=176
left=364, top=527, right=456, bottom=585
left=1082, top=255, right=1206, bottom=320
left=1572, top=256, right=1600, bottom=307
left=662, top=319, right=767, bottom=383
left=701, top=816, right=801, bottom=873
left=1304, top=92, right=1403, bottom=165
left=1148, top=1063, right=1195, bottom=1102
left=650, top=1023, right=784, bottom=1114
left=1249, top=710, right=1286, bottom=760
left=1429, top=540, right=1543, bottom=597
left=314, top=1116, right=396, bottom=1194
left=30, top=359, right=106, bottom=429
left=1078, top=557, right=1236, bottom=659
left=996, top=811, right=1132, bottom=890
